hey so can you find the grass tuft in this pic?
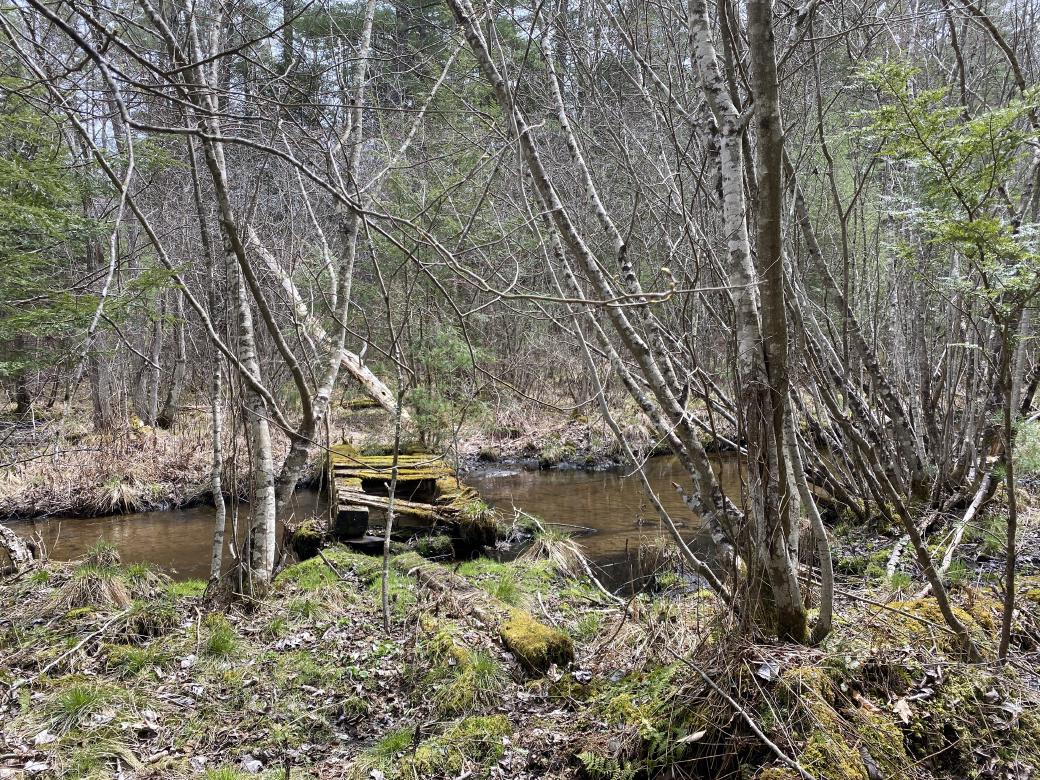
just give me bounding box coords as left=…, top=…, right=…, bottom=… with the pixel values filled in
left=521, top=524, right=590, bottom=579
left=166, top=578, right=207, bottom=599
left=44, top=678, right=127, bottom=734
left=49, top=563, right=132, bottom=613
left=203, top=613, right=239, bottom=658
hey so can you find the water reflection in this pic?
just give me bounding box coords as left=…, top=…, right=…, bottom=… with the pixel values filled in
left=469, top=456, right=742, bottom=587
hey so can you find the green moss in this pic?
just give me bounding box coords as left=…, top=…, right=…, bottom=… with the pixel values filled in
left=276, top=546, right=382, bottom=590
left=899, top=665, right=1040, bottom=774
left=417, top=618, right=506, bottom=716
left=405, top=715, right=511, bottom=776
left=287, top=520, right=324, bottom=560
left=881, top=598, right=986, bottom=652
left=772, top=666, right=899, bottom=780
left=851, top=708, right=907, bottom=776
left=414, top=533, right=455, bottom=559
left=434, top=475, right=461, bottom=497
left=799, top=732, right=867, bottom=780
left=166, top=578, right=207, bottom=598
left=592, top=663, right=705, bottom=769
left=345, top=396, right=381, bottom=410
left=63, top=606, right=95, bottom=621
left=499, top=609, right=574, bottom=673
left=777, top=665, right=832, bottom=708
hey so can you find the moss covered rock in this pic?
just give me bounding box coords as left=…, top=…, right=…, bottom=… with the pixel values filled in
left=500, top=608, right=574, bottom=673
left=287, top=519, right=324, bottom=561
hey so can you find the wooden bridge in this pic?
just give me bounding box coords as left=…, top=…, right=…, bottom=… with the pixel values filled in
left=328, top=445, right=497, bottom=548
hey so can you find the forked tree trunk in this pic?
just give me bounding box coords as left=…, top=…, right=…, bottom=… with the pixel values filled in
left=266, top=0, right=382, bottom=520
left=234, top=271, right=277, bottom=584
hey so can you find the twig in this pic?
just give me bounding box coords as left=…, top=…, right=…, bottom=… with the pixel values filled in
left=797, top=570, right=956, bottom=635
left=35, top=607, right=131, bottom=679
left=317, top=548, right=348, bottom=581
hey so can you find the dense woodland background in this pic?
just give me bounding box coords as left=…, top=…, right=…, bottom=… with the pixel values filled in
left=4, top=0, right=1040, bottom=777
left=2, top=0, right=1040, bottom=680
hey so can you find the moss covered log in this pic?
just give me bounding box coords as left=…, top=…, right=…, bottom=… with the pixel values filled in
left=393, top=552, right=574, bottom=673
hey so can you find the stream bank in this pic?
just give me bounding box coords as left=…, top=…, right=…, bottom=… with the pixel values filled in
left=4, top=445, right=736, bottom=589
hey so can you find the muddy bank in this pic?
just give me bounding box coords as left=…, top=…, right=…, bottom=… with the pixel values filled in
left=454, top=412, right=739, bottom=474
left=0, top=415, right=327, bottom=522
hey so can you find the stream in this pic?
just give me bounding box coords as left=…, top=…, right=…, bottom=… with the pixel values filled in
left=8, top=456, right=741, bottom=585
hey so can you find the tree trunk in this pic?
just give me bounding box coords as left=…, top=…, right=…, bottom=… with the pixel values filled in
left=0, top=524, right=34, bottom=574
left=209, top=357, right=227, bottom=584
left=234, top=270, right=276, bottom=584
left=157, top=290, right=187, bottom=429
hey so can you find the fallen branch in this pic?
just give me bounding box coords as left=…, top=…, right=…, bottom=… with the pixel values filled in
left=919, top=473, right=993, bottom=597
left=37, top=607, right=132, bottom=679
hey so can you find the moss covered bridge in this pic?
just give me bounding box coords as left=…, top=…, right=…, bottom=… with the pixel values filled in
left=328, top=445, right=498, bottom=549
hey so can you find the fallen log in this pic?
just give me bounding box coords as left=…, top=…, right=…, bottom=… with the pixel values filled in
left=337, top=490, right=449, bottom=522
left=336, top=480, right=497, bottom=549
left=391, top=552, right=574, bottom=674
left=247, top=228, right=409, bottom=422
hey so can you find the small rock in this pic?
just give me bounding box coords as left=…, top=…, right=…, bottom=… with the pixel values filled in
left=32, top=730, right=57, bottom=746
left=239, top=756, right=263, bottom=774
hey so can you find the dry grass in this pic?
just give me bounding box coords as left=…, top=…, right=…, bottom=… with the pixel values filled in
left=0, top=407, right=298, bottom=518
left=519, top=523, right=591, bottom=580
left=48, top=563, right=133, bottom=613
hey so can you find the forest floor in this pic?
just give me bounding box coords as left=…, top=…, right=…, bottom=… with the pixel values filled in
left=2, top=521, right=1040, bottom=780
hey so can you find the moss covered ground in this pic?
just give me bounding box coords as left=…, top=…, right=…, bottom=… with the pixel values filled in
left=2, top=538, right=1040, bottom=780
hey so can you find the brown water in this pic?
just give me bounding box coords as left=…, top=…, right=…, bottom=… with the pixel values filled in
left=8, top=490, right=328, bottom=581
left=469, top=456, right=742, bottom=587
left=8, top=457, right=741, bottom=584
